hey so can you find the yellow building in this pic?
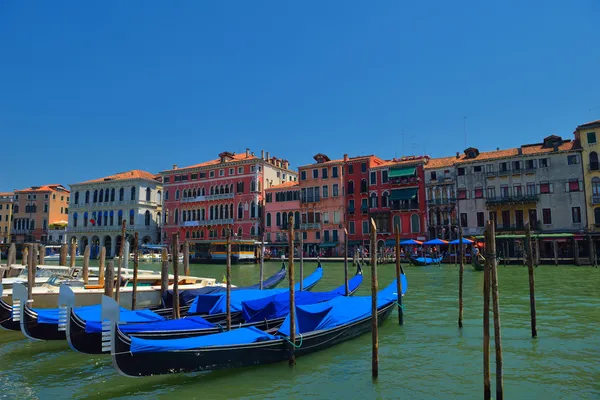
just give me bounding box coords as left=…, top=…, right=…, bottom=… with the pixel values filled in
left=0, top=192, right=14, bottom=243
left=574, top=120, right=600, bottom=230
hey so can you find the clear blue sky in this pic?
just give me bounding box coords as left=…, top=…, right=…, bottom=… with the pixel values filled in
left=1, top=1, right=599, bottom=192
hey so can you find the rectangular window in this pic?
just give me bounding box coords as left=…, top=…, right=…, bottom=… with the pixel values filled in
left=349, top=221, right=355, bottom=234
left=370, top=171, right=377, bottom=185
left=361, top=163, right=367, bottom=173
left=238, top=167, right=244, bottom=174
left=332, top=184, right=339, bottom=197
left=322, top=185, right=329, bottom=198
left=333, top=211, right=340, bottom=224
left=191, top=173, right=198, bottom=179
left=457, top=189, right=467, bottom=199
left=44, top=204, right=48, bottom=212
left=473, top=165, right=482, bottom=173
left=486, top=164, right=494, bottom=172
left=348, top=164, right=354, bottom=174
left=229, top=168, right=234, bottom=175
left=499, top=162, right=509, bottom=172
left=457, top=167, right=466, bottom=176
left=302, top=231, right=307, bottom=240
left=542, top=208, right=552, bottom=225
left=587, top=132, right=597, bottom=144
left=382, top=170, right=388, bottom=183
left=539, top=158, right=550, bottom=168
left=500, top=186, right=509, bottom=198
left=501, top=210, right=510, bottom=227
left=540, top=182, right=553, bottom=194
left=315, top=231, right=321, bottom=240
left=513, top=185, right=522, bottom=196
left=348, top=199, right=355, bottom=211
left=474, top=188, right=484, bottom=199
left=332, top=166, right=339, bottom=178
left=526, top=159, right=536, bottom=170
left=251, top=166, right=255, bottom=172
left=301, top=171, right=307, bottom=180
left=477, top=212, right=485, bottom=227
left=514, top=210, right=524, bottom=228
left=527, top=183, right=536, bottom=195
left=430, top=171, right=436, bottom=180
left=568, top=179, right=580, bottom=192
left=313, top=169, right=318, bottom=179
left=362, top=220, right=369, bottom=234
left=567, top=155, right=579, bottom=165
left=322, top=212, right=330, bottom=224
left=460, top=213, right=468, bottom=227
left=487, top=187, right=496, bottom=199
left=323, top=230, right=330, bottom=242
left=572, top=207, right=582, bottom=223
left=512, top=161, right=521, bottom=171
left=322, top=168, right=328, bottom=179
left=209, top=170, right=215, bottom=178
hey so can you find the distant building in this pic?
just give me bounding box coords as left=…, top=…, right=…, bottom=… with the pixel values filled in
left=0, top=192, right=14, bottom=244
left=67, top=170, right=162, bottom=257
left=424, top=157, right=458, bottom=240
left=264, top=181, right=299, bottom=255
left=12, top=184, right=70, bottom=243
left=573, top=120, right=600, bottom=231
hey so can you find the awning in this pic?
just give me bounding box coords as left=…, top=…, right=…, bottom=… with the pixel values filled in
left=348, top=240, right=364, bottom=246
left=389, top=166, right=416, bottom=178
left=319, top=242, right=339, bottom=248
left=390, top=188, right=418, bottom=201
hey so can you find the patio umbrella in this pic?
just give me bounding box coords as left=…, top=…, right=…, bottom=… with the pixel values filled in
left=423, top=238, right=449, bottom=245
left=449, top=238, right=474, bottom=245
left=400, top=239, right=423, bottom=245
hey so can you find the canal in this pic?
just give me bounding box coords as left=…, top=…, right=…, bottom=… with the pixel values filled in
left=0, top=261, right=598, bottom=399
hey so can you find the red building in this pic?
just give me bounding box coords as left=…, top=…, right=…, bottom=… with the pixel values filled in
left=160, top=149, right=296, bottom=258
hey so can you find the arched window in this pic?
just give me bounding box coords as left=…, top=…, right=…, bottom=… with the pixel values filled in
left=119, top=188, right=124, bottom=201
left=192, top=188, right=197, bottom=198
left=221, top=228, right=226, bottom=237
left=220, top=185, right=225, bottom=194
left=238, top=203, right=243, bottom=219
left=251, top=201, right=256, bottom=218
left=237, top=227, right=243, bottom=237
left=230, top=184, right=234, bottom=194
left=251, top=180, right=256, bottom=192
left=360, top=179, right=368, bottom=193
left=219, top=204, right=224, bottom=220
left=131, top=187, right=136, bottom=201
left=282, top=212, right=288, bottom=228
left=200, top=230, right=205, bottom=238
left=174, top=209, right=179, bottom=224
left=104, top=189, right=109, bottom=202
left=93, top=190, right=98, bottom=203
left=145, top=210, right=151, bottom=226
left=201, top=187, right=206, bottom=196
left=224, top=185, right=229, bottom=194
left=99, top=189, right=104, bottom=203
left=73, top=212, right=78, bottom=227
left=97, top=211, right=102, bottom=226
left=210, top=186, right=215, bottom=195
left=590, top=152, right=599, bottom=170
left=85, top=191, right=90, bottom=203
left=370, top=193, right=378, bottom=208
left=348, top=181, right=355, bottom=195
left=118, top=210, right=123, bottom=225
left=201, top=208, right=206, bottom=220
left=111, top=188, right=115, bottom=202
left=192, top=209, right=197, bottom=220
left=129, top=209, right=135, bottom=225
left=266, top=213, right=272, bottom=227
left=381, top=192, right=389, bottom=208
left=146, top=188, right=151, bottom=201
left=175, top=190, right=180, bottom=200
left=294, top=211, right=300, bottom=229
left=250, top=226, right=255, bottom=236
left=224, top=205, right=229, bottom=219
left=182, top=210, right=187, bottom=222
left=393, top=215, right=401, bottom=232
left=411, top=214, right=420, bottom=233
left=74, top=192, right=79, bottom=205
left=276, top=212, right=281, bottom=227
left=230, top=204, right=234, bottom=220
left=84, top=212, right=89, bottom=227
left=210, top=206, right=214, bottom=220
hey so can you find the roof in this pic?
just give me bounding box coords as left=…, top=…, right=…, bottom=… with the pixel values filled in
left=76, top=170, right=160, bottom=185
left=299, top=158, right=344, bottom=168
left=0, top=192, right=14, bottom=197
left=265, top=181, right=299, bottom=190
left=16, top=184, right=69, bottom=193
left=163, top=153, right=258, bottom=173
left=374, top=156, right=429, bottom=169
left=576, top=119, right=600, bottom=130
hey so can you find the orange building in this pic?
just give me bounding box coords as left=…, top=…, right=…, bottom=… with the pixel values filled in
left=12, top=184, right=70, bottom=243
left=0, top=192, right=14, bottom=244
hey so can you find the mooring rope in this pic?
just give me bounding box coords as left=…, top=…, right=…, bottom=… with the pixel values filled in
left=283, top=333, right=303, bottom=349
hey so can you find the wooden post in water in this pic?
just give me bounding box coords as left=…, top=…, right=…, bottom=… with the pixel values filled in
left=171, top=234, right=180, bottom=319
left=370, top=218, right=379, bottom=379
left=574, top=238, right=580, bottom=266
left=553, top=240, right=558, bottom=266
left=299, top=233, right=304, bottom=291
left=8, top=243, right=16, bottom=266
left=226, top=227, right=232, bottom=331
left=69, top=240, right=76, bottom=268
left=288, top=214, right=296, bottom=366
left=104, top=261, right=114, bottom=297
left=115, top=221, right=127, bottom=303
left=98, top=247, right=106, bottom=287
left=458, top=224, right=464, bottom=328
left=395, top=224, right=403, bottom=325
left=59, top=243, right=67, bottom=266
left=22, top=245, right=28, bottom=266
left=525, top=223, right=537, bottom=338
left=488, top=221, right=504, bottom=400
left=183, top=241, right=190, bottom=276
left=483, top=226, right=491, bottom=400
left=344, top=228, right=349, bottom=296
left=38, top=244, right=45, bottom=265
left=161, top=248, right=169, bottom=298
left=27, top=244, right=35, bottom=301
left=131, top=232, right=139, bottom=310
left=82, top=245, right=90, bottom=284
left=259, top=235, right=264, bottom=290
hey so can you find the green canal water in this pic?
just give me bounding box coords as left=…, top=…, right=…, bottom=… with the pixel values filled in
left=0, top=261, right=598, bottom=399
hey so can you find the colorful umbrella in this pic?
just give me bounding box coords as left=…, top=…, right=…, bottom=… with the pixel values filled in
left=423, top=238, right=449, bottom=245
left=400, top=239, right=423, bottom=245
left=449, top=238, right=474, bottom=245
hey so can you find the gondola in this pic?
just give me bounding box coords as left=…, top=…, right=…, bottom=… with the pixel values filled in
left=107, top=272, right=407, bottom=377
left=69, top=264, right=361, bottom=354
left=472, top=256, right=485, bottom=271
left=409, top=256, right=443, bottom=266
left=0, top=262, right=289, bottom=337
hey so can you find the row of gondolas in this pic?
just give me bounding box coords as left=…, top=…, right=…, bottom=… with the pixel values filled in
left=0, top=261, right=407, bottom=377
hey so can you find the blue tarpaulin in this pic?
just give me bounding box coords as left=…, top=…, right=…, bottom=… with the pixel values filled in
left=120, top=316, right=215, bottom=334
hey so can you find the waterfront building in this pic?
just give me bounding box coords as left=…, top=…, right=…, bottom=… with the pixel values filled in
left=67, top=170, right=162, bottom=257
left=160, top=149, right=297, bottom=259
left=12, top=184, right=70, bottom=243
left=264, top=181, right=299, bottom=256
left=298, top=154, right=346, bottom=256
left=573, top=120, right=600, bottom=230
left=0, top=192, right=14, bottom=243
left=424, top=157, right=458, bottom=240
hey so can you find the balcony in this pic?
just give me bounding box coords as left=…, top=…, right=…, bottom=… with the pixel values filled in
left=300, top=223, right=321, bottom=230
left=67, top=226, right=124, bottom=233
left=391, top=202, right=420, bottom=211
left=495, top=224, right=526, bottom=232
left=486, top=195, right=539, bottom=206
left=181, top=193, right=235, bottom=203
left=525, top=167, right=536, bottom=174
left=180, top=218, right=234, bottom=227
left=70, top=200, right=142, bottom=209
left=389, top=176, right=420, bottom=185
left=591, top=195, right=600, bottom=205
left=426, top=198, right=457, bottom=206
left=498, top=170, right=510, bottom=176
left=486, top=171, right=497, bottom=177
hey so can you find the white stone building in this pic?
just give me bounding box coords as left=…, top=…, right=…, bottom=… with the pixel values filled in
left=67, top=170, right=162, bottom=257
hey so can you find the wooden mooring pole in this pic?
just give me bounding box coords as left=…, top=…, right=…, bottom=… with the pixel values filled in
left=395, top=225, right=403, bottom=325
left=370, top=218, right=379, bottom=379
left=458, top=225, right=464, bottom=328
left=115, top=221, right=127, bottom=304
left=299, top=233, right=304, bottom=291
left=98, top=247, right=106, bottom=287
left=183, top=240, right=190, bottom=276
left=131, top=232, right=139, bottom=310
left=226, top=227, right=232, bottom=331
left=59, top=243, right=67, bottom=266
left=83, top=245, right=90, bottom=285
left=22, top=245, right=28, bottom=266
left=488, top=221, right=504, bottom=400
left=27, top=244, right=35, bottom=301
left=525, top=223, right=537, bottom=338
left=259, top=235, right=264, bottom=290
left=161, top=248, right=169, bottom=299
left=171, top=233, right=180, bottom=319
left=104, top=261, right=114, bottom=297
left=344, top=228, right=349, bottom=296
left=38, top=244, right=45, bottom=265
left=70, top=240, right=76, bottom=268
left=288, top=214, right=296, bottom=366
left=483, top=228, right=491, bottom=400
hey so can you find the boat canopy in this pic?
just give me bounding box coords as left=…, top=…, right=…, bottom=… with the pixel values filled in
left=120, top=315, right=215, bottom=334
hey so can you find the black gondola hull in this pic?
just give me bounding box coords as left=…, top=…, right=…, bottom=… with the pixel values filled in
left=21, top=306, right=66, bottom=340
left=113, top=303, right=394, bottom=377
left=0, top=299, right=19, bottom=331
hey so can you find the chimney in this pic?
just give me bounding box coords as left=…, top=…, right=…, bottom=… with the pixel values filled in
left=266, top=151, right=270, bottom=162
left=455, top=152, right=459, bottom=159
left=245, top=148, right=250, bottom=157
left=343, top=154, right=348, bottom=162
left=517, top=148, right=523, bottom=155
left=172, top=164, right=178, bottom=170
left=261, top=150, right=264, bottom=159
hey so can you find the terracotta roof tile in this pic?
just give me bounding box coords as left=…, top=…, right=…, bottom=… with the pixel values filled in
left=577, top=119, right=600, bottom=129
left=166, top=153, right=258, bottom=172
left=299, top=159, right=344, bottom=168
left=77, top=170, right=159, bottom=185
left=265, top=181, right=299, bottom=190
left=17, top=184, right=69, bottom=193
left=0, top=192, right=14, bottom=198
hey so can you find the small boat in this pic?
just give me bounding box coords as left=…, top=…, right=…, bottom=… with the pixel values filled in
left=210, top=240, right=256, bottom=263
left=2, top=265, right=98, bottom=289
left=472, top=256, right=484, bottom=271
left=409, top=256, right=443, bottom=266
left=68, top=264, right=359, bottom=354
left=106, top=272, right=406, bottom=377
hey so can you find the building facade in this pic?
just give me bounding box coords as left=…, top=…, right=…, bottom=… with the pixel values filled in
left=0, top=192, right=14, bottom=244
left=264, top=181, right=299, bottom=255
left=12, top=184, right=70, bottom=243
left=573, top=120, right=600, bottom=230
left=298, top=154, right=345, bottom=256
left=160, top=149, right=297, bottom=257
left=67, top=170, right=162, bottom=257
left=424, top=157, right=458, bottom=240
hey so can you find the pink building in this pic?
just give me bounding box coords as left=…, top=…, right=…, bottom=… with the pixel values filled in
left=264, top=181, right=299, bottom=256
left=298, top=154, right=345, bottom=256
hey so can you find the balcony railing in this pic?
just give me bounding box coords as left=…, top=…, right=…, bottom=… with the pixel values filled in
left=391, top=202, right=420, bottom=211
left=180, top=218, right=234, bottom=227
left=301, top=195, right=321, bottom=204
left=67, top=226, right=127, bottom=233
left=525, top=167, right=536, bottom=174
left=300, top=223, right=321, bottom=230
left=426, top=198, right=457, bottom=205
left=495, top=224, right=526, bottom=232
left=70, top=200, right=147, bottom=209
left=389, top=176, right=419, bottom=185
left=498, top=170, right=510, bottom=176
left=181, top=193, right=235, bottom=203
left=486, top=195, right=539, bottom=206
